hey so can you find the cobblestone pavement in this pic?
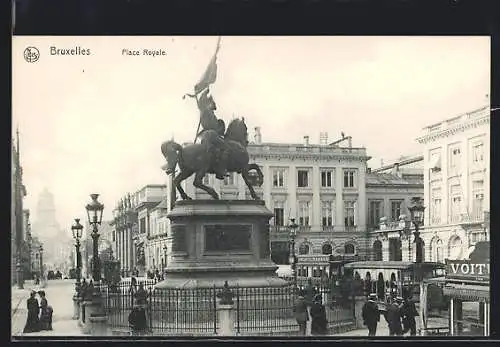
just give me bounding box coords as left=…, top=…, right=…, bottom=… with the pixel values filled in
left=11, top=279, right=88, bottom=338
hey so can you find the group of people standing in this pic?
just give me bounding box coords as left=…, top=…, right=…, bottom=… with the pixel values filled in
left=293, top=282, right=328, bottom=336
left=23, top=290, right=53, bottom=333
left=362, top=293, right=418, bottom=336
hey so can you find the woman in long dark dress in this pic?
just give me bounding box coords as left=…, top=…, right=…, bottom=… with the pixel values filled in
left=310, top=294, right=328, bottom=335
left=38, top=291, right=53, bottom=331
left=23, top=291, right=40, bottom=333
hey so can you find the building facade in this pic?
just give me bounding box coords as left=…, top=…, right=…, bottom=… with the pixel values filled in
left=11, top=129, right=30, bottom=284
left=416, top=105, right=490, bottom=262
left=111, top=185, right=167, bottom=276
left=180, top=131, right=372, bottom=267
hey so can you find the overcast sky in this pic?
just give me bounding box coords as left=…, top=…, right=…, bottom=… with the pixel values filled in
left=12, top=36, right=490, bottom=229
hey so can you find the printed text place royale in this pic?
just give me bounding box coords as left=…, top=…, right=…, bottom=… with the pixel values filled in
left=122, top=49, right=167, bottom=57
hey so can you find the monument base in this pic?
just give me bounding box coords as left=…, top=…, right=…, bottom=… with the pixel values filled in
left=149, top=200, right=295, bottom=335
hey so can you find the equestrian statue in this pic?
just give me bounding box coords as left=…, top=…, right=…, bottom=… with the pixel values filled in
left=160, top=37, right=263, bottom=201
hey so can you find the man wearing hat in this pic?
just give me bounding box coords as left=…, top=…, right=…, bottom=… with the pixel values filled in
left=362, top=293, right=380, bottom=336
left=385, top=297, right=404, bottom=336
left=293, top=292, right=309, bottom=336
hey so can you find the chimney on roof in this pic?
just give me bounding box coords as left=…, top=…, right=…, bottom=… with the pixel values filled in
left=319, top=132, right=328, bottom=145
left=303, top=135, right=310, bottom=146
left=254, top=127, right=262, bottom=144
left=367, top=168, right=371, bottom=173
left=347, top=136, right=352, bottom=148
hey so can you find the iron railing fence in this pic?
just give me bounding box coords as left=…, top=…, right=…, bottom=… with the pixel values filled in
left=100, top=280, right=356, bottom=336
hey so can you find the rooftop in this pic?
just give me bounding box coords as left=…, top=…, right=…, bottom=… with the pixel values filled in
left=366, top=172, right=423, bottom=186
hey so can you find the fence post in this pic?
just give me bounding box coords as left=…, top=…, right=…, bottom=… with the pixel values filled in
left=216, top=281, right=235, bottom=336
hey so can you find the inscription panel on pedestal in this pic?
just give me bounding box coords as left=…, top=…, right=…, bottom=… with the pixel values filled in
left=171, top=225, right=187, bottom=252
left=204, top=224, right=252, bottom=252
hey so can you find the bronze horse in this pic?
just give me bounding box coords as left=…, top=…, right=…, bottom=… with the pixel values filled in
left=161, top=118, right=263, bottom=200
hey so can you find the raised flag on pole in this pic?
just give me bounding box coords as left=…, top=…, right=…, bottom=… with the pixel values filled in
left=194, top=36, right=222, bottom=95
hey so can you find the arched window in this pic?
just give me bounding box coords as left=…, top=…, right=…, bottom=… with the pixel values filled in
left=448, top=236, right=463, bottom=260
left=344, top=243, right=355, bottom=254
left=373, top=240, right=383, bottom=261
left=299, top=243, right=310, bottom=255
left=322, top=243, right=333, bottom=255
left=431, top=238, right=444, bottom=263
left=436, top=239, right=444, bottom=262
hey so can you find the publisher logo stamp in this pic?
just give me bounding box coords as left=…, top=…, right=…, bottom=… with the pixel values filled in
left=24, top=47, right=40, bottom=63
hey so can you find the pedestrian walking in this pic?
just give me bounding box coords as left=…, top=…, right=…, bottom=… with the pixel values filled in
left=310, top=294, right=328, bottom=335
left=38, top=291, right=53, bottom=331
left=385, top=296, right=403, bottom=336
left=402, top=296, right=418, bottom=336
left=23, top=290, right=40, bottom=333
left=362, top=293, right=380, bottom=336
left=293, top=292, right=309, bottom=336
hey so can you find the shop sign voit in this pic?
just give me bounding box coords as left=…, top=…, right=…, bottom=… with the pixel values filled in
left=445, top=259, right=490, bottom=283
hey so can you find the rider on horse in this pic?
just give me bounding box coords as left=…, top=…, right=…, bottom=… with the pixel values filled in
left=195, top=88, right=228, bottom=180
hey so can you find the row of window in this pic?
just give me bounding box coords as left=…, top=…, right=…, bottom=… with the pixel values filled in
left=274, top=168, right=357, bottom=189
left=368, top=200, right=405, bottom=228
left=204, top=169, right=359, bottom=189
left=429, top=138, right=485, bottom=174
left=430, top=180, right=484, bottom=225
left=298, top=243, right=356, bottom=256
left=272, top=200, right=357, bottom=227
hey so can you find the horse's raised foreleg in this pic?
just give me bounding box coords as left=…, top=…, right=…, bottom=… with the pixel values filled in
left=193, top=171, right=220, bottom=200
left=174, top=170, right=194, bottom=200
left=241, top=168, right=260, bottom=200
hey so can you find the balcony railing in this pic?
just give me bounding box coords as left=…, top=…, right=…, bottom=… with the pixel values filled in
left=322, top=225, right=335, bottom=232
left=299, top=225, right=312, bottom=232
left=344, top=225, right=357, bottom=232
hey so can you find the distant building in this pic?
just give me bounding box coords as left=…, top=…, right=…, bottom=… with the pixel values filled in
left=111, top=185, right=167, bottom=276
left=366, top=156, right=424, bottom=261
left=32, top=188, right=72, bottom=273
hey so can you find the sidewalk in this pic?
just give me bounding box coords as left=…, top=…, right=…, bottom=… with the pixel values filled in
left=11, top=280, right=89, bottom=337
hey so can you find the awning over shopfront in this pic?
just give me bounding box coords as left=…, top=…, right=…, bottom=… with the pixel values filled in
left=443, top=283, right=489, bottom=302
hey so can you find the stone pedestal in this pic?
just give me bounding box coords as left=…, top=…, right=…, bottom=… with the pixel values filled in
left=217, top=303, right=235, bottom=336
left=153, top=200, right=291, bottom=334
left=354, top=296, right=366, bottom=329
left=81, top=295, right=106, bottom=334
left=72, top=295, right=80, bottom=320
left=81, top=300, right=93, bottom=333
left=89, top=315, right=109, bottom=336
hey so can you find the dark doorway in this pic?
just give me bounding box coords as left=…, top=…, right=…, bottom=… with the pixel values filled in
left=389, top=238, right=402, bottom=261
left=373, top=240, right=383, bottom=261
left=377, top=273, right=385, bottom=300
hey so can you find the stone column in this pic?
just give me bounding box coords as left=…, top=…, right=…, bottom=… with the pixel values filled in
left=81, top=300, right=92, bottom=333
left=288, top=165, right=297, bottom=218
left=312, top=166, right=321, bottom=228
left=217, top=302, right=236, bottom=336
left=217, top=281, right=236, bottom=336
left=336, top=169, right=344, bottom=231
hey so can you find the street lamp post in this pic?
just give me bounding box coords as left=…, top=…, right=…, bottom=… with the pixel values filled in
left=288, top=218, right=299, bottom=291
left=408, top=197, right=426, bottom=264
left=39, top=245, right=44, bottom=284
left=85, top=194, right=104, bottom=288
left=71, top=218, right=84, bottom=295
left=163, top=244, right=168, bottom=272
